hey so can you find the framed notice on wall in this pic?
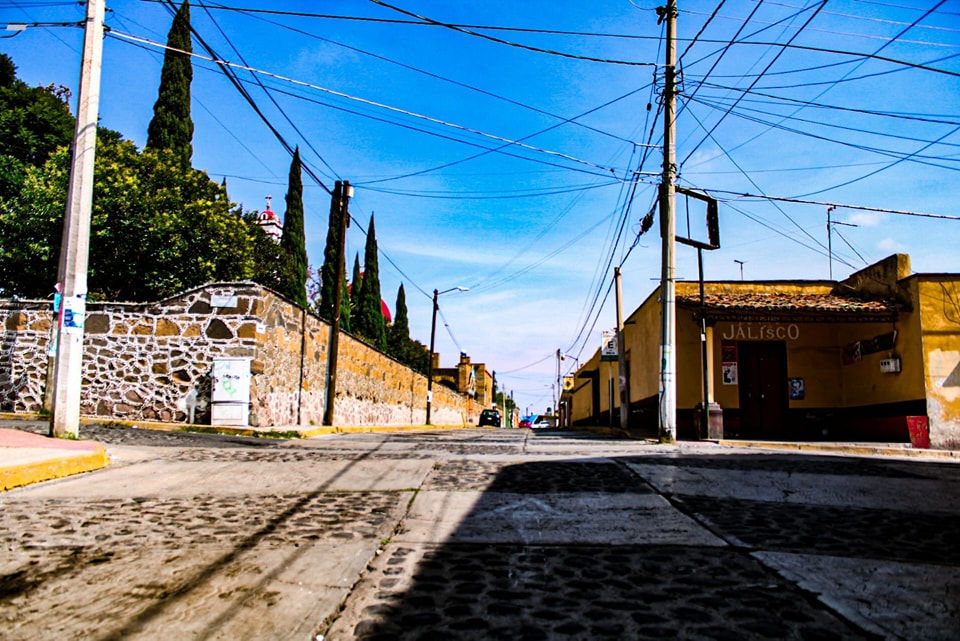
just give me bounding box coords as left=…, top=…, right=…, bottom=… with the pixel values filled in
left=721, top=340, right=738, bottom=385
left=722, top=363, right=738, bottom=385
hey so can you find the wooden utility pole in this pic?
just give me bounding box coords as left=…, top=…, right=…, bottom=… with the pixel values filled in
left=50, top=0, right=105, bottom=438
left=614, top=267, right=629, bottom=433
left=323, top=180, right=352, bottom=426
left=658, top=0, right=678, bottom=443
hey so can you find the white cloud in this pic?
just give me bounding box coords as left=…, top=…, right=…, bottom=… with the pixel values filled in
left=876, top=237, right=905, bottom=252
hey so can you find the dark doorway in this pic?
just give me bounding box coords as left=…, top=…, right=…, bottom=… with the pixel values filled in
left=737, top=341, right=787, bottom=439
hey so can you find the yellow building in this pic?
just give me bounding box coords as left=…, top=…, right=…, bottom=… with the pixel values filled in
left=567, top=255, right=960, bottom=450
left=434, top=352, right=495, bottom=415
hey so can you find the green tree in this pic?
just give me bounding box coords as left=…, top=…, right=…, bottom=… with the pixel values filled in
left=0, top=132, right=263, bottom=300
left=387, top=283, right=409, bottom=358
left=353, top=214, right=386, bottom=350
left=146, top=0, right=194, bottom=169
left=318, top=184, right=345, bottom=322
left=339, top=273, right=351, bottom=333
left=0, top=54, right=74, bottom=200
left=277, top=148, right=308, bottom=307
left=350, top=252, right=362, bottom=311
left=384, top=282, right=430, bottom=373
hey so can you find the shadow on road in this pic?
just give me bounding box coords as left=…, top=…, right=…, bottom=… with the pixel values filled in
left=332, top=451, right=960, bottom=640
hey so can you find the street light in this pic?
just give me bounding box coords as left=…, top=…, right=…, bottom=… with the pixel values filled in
left=426, top=286, right=468, bottom=425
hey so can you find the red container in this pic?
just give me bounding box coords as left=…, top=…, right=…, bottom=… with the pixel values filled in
left=907, top=416, right=930, bottom=449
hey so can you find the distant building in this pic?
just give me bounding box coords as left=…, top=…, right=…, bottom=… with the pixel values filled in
left=256, top=195, right=282, bottom=242
left=434, top=352, right=494, bottom=409
left=566, top=254, right=960, bottom=450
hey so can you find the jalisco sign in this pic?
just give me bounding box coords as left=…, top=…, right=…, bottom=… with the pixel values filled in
left=721, top=323, right=801, bottom=341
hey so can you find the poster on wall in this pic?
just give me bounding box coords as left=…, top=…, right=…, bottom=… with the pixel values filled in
left=789, top=378, right=805, bottom=400
left=721, top=340, right=738, bottom=385
left=722, top=363, right=738, bottom=385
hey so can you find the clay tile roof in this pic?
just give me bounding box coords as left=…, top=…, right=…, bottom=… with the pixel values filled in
left=677, top=292, right=905, bottom=319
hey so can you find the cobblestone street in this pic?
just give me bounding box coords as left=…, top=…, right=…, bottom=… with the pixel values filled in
left=2, top=424, right=958, bottom=640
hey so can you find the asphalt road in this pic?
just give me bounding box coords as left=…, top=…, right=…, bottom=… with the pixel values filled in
left=2, top=425, right=958, bottom=640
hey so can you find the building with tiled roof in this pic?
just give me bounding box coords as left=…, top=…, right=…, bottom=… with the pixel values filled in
left=565, top=254, right=960, bottom=450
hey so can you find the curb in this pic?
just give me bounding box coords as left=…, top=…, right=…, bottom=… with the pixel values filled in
left=1, top=447, right=110, bottom=491
left=717, top=439, right=960, bottom=460
left=0, top=413, right=488, bottom=440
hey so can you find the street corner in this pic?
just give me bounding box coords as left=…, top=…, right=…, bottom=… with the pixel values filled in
left=0, top=428, right=110, bottom=491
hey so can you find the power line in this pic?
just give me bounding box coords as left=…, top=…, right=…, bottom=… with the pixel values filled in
left=204, top=1, right=639, bottom=148
left=679, top=97, right=829, bottom=253
left=793, top=122, right=960, bottom=197
left=692, top=81, right=960, bottom=125
left=360, top=180, right=621, bottom=200
left=368, top=0, right=658, bottom=67
left=357, top=85, right=654, bottom=187
left=107, top=29, right=623, bottom=178
left=195, top=2, right=340, bottom=182
left=711, top=190, right=960, bottom=220
left=686, top=94, right=960, bottom=170
left=681, top=1, right=829, bottom=166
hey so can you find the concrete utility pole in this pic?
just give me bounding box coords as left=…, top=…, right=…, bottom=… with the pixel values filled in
left=826, top=205, right=835, bottom=279
left=323, top=180, right=352, bottom=426
left=614, top=267, right=629, bottom=433
left=658, top=0, right=678, bottom=443
left=50, top=0, right=105, bottom=438
left=426, top=286, right=467, bottom=424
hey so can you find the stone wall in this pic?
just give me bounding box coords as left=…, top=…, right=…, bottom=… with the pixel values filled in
left=0, top=283, right=468, bottom=427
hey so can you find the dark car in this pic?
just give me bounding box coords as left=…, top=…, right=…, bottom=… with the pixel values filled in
left=478, top=409, right=501, bottom=427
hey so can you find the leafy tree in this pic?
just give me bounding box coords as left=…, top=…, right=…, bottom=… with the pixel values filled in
left=0, top=132, right=263, bottom=300
left=277, top=148, right=308, bottom=307
left=146, top=0, right=194, bottom=169
left=353, top=214, right=386, bottom=350
left=0, top=53, right=74, bottom=200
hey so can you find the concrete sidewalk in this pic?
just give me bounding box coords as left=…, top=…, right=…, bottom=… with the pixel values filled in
left=0, top=425, right=110, bottom=491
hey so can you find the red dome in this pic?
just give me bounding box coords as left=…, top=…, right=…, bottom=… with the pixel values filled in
left=346, top=282, right=392, bottom=323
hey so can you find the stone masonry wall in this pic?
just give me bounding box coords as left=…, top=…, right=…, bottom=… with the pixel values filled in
left=0, top=283, right=468, bottom=427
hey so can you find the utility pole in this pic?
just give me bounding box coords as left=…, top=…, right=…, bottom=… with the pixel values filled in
left=323, top=180, right=352, bottom=426
left=555, top=348, right=561, bottom=415
left=614, top=267, right=629, bottom=433
left=657, top=0, right=678, bottom=443
left=826, top=205, right=835, bottom=279
left=50, top=0, right=105, bottom=438
left=425, top=286, right=467, bottom=425
left=426, top=289, right=439, bottom=425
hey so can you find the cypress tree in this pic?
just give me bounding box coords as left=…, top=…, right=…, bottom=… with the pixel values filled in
left=388, top=283, right=409, bottom=358
left=146, top=0, right=194, bottom=169
left=350, top=252, right=362, bottom=310
left=278, top=148, right=308, bottom=307
left=318, top=183, right=344, bottom=322
left=354, top=214, right=387, bottom=350
left=339, top=273, right=351, bottom=333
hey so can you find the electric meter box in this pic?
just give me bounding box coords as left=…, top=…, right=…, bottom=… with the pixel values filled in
left=211, top=357, right=251, bottom=425
left=879, top=358, right=901, bottom=374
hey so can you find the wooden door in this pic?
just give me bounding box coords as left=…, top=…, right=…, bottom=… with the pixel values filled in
left=737, top=341, right=787, bottom=439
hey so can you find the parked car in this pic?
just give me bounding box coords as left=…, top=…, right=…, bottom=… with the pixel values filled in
left=478, top=409, right=501, bottom=427
left=519, top=417, right=532, bottom=429
left=531, top=415, right=555, bottom=429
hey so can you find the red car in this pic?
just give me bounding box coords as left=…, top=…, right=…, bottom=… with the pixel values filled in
left=519, top=418, right=532, bottom=428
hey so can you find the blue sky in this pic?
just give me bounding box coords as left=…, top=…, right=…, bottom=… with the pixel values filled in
left=2, top=0, right=959, bottom=415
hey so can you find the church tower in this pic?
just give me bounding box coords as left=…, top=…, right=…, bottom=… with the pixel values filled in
left=256, top=195, right=282, bottom=241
